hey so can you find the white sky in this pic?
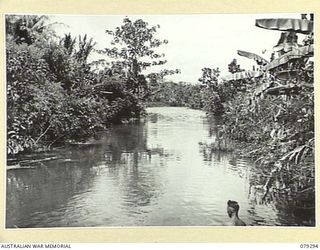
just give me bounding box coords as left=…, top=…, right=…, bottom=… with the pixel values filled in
left=50, top=13, right=302, bottom=83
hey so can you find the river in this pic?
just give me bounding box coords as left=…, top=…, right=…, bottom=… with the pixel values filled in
left=6, top=107, right=314, bottom=227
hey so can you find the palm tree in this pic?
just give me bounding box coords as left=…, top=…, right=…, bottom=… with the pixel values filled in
left=60, top=33, right=76, bottom=55
left=6, top=15, right=59, bottom=44
left=75, top=34, right=96, bottom=63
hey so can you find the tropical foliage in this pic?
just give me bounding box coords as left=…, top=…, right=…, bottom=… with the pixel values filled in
left=147, top=81, right=202, bottom=108
left=6, top=15, right=174, bottom=155
left=101, top=18, right=177, bottom=101
left=202, top=15, right=315, bottom=217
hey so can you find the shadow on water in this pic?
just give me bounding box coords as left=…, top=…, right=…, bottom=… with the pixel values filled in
left=6, top=107, right=315, bottom=227
left=198, top=140, right=315, bottom=226
left=6, top=116, right=169, bottom=227
left=198, top=112, right=315, bottom=227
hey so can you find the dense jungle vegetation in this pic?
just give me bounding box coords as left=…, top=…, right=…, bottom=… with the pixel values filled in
left=147, top=62, right=239, bottom=114
left=149, top=16, right=315, bottom=216
left=220, top=59, right=314, bottom=215
left=6, top=15, right=178, bottom=155
left=203, top=21, right=314, bottom=215
left=6, top=14, right=315, bottom=222
left=147, top=81, right=202, bottom=108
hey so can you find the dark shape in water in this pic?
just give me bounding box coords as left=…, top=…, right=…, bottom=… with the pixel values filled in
left=227, top=200, right=246, bottom=226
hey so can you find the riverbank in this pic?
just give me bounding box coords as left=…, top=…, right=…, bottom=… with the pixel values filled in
left=146, top=102, right=170, bottom=107
left=218, top=134, right=315, bottom=226
left=8, top=106, right=312, bottom=227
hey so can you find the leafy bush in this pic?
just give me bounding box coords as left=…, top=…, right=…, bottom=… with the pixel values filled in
left=6, top=15, right=171, bottom=155
left=147, top=81, right=203, bottom=109
left=198, top=68, right=224, bottom=115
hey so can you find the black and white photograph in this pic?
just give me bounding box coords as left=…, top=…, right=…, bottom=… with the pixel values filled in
left=5, top=13, right=315, bottom=228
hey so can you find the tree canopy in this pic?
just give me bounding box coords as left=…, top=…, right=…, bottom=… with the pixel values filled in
left=6, top=15, right=177, bottom=155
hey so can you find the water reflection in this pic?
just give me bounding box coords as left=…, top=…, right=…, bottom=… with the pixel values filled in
left=6, top=107, right=313, bottom=227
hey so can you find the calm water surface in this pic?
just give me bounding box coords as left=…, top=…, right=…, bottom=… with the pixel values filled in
left=6, top=107, right=311, bottom=227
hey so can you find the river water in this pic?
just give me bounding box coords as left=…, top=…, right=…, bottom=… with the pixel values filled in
left=6, top=107, right=314, bottom=228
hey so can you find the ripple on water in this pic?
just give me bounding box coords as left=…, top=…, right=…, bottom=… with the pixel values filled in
left=6, top=107, right=313, bottom=227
